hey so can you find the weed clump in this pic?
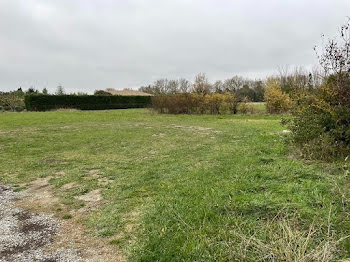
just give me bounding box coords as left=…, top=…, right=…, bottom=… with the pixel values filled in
left=62, top=214, right=73, bottom=219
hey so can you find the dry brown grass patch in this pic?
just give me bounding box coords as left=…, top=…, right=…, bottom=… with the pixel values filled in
left=232, top=213, right=349, bottom=262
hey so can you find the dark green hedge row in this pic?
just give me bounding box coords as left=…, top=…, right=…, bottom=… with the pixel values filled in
left=24, top=95, right=151, bottom=111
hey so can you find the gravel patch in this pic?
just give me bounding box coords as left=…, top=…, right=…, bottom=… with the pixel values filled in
left=0, top=185, right=83, bottom=262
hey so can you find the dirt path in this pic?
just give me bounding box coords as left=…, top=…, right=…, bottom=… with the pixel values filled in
left=0, top=182, right=125, bottom=262
left=0, top=184, right=82, bottom=261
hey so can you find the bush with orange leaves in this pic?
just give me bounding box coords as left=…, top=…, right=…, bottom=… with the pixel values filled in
left=286, top=75, right=350, bottom=160
left=264, top=78, right=293, bottom=114
left=285, top=19, right=350, bottom=160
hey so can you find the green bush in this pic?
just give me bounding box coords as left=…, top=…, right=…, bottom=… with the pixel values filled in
left=94, top=90, right=112, bottom=95
left=238, top=97, right=255, bottom=114
left=287, top=77, right=350, bottom=160
left=15, top=106, right=24, bottom=112
left=286, top=20, right=350, bottom=160
left=25, top=94, right=151, bottom=111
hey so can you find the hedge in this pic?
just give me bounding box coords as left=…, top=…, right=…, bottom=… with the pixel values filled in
left=24, top=94, right=152, bottom=111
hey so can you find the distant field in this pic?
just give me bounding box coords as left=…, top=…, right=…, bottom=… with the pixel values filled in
left=248, top=102, right=266, bottom=112
left=0, top=109, right=349, bottom=261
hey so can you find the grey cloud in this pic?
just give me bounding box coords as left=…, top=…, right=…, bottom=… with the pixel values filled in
left=0, top=0, right=349, bottom=93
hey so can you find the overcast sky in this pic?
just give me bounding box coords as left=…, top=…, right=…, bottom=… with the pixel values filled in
left=1, top=0, right=349, bottom=93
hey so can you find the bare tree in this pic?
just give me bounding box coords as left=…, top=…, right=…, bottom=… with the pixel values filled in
left=168, top=80, right=179, bottom=94
left=315, top=18, right=350, bottom=76
left=56, top=85, right=65, bottom=95
left=0, top=93, right=24, bottom=111
left=179, top=78, right=191, bottom=93
left=152, top=79, right=168, bottom=94
left=292, top=67, right=308, bottom=90
left=223, top=76, right=244, bottom=93
left=278, top=66, right=311, bottom=93
left=311, top=66, right=324, bottom=88
left=139, top=85, right=153, bottom=94
left=213, top=80, right=224, bottom=93
left=193, top=73, right=211, bottom=95
left=140, top=79, right=183, bottom=94
left=315, top=18, right=350, bottom=106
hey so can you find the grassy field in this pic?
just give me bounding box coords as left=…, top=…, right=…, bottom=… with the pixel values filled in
left=249, top=102, right=266, bottom=113
left=0, top=109, right=349, bottom=261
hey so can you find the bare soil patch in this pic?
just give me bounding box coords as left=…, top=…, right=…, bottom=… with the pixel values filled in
left=0, top=184, right=81, bottom=261
left=152, top=133, right=166, bottom=137
left=170, top=125, right=221, bottom=137
left=9, top=177, right=125, bottom=262
left=61, top=182, right=77, bottom=191
left=85, top=169, right=103, bottom=175
left=172, top=125, right=213, bottom=131
left=18, top=177, right=59, bottom=213
left=76, top=189, right=102, bottom=203
left=55, top=171, right=66, bottom=175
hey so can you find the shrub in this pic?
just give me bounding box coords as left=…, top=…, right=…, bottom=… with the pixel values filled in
left=94, top=90, right=112, bottom=95
left=287, top=19, right=350, bottom=160
left=205, top=93, right=225, bottom=114
left=152, top=94, right=198, bottom=114
left=0, top=92, right=25, bottom=111
left=25, top=95, right=151, bottom=111
left=223, top=92, right=239, bottom=114
left=151, top=93, right=240, bottom=115
left=238, top=97, right=254, bottom=114
left=15, top=106, right=24, bottom=112
left=287, top=77, right=350, bottom=159
left=264, top=78, right=293, bottom=113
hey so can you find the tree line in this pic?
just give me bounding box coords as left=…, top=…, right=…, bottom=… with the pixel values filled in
left=139, top=69, right=324, bottom=103
left=0, top=86, right=89, bottom=111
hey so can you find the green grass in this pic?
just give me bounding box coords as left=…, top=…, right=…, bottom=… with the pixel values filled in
left=250, top=102, right=266, bottom=112
left=62, top=214, right=73, bottom=219
left=0, top=109, right=349, bottom=261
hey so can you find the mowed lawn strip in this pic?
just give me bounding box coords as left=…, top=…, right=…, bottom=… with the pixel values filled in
left=0, top=109, right=349, bottom=261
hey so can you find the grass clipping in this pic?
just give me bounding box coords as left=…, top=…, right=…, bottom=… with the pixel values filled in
left=234, top=209, right=349, bottom=262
